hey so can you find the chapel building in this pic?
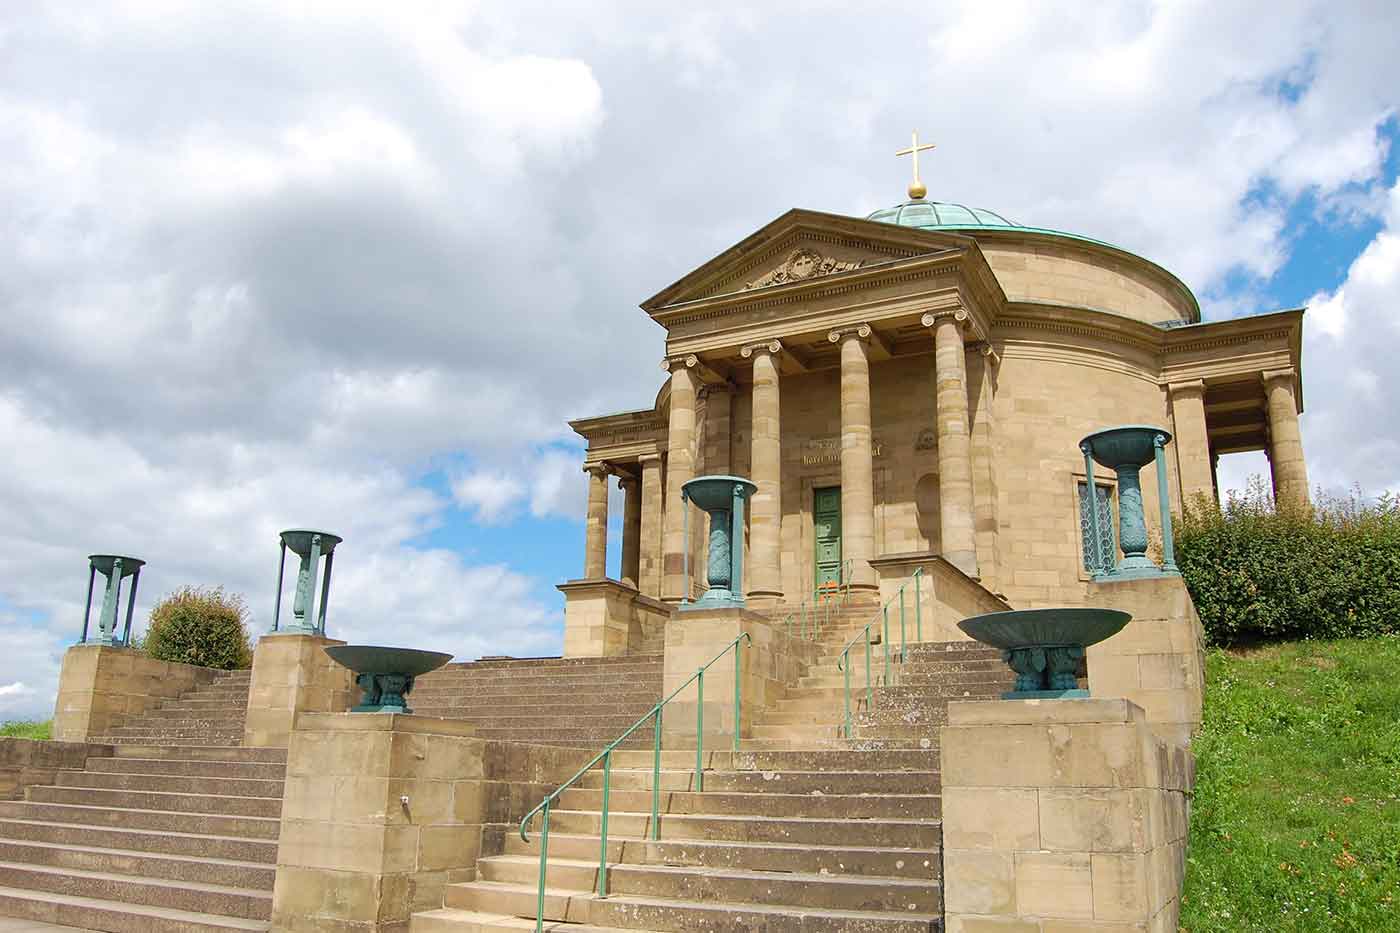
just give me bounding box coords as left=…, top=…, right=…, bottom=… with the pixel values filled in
left=561, top=172, right=1307, bottom=656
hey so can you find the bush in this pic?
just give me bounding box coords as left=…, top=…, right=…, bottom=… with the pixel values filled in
left=1177, top=476, right=1400, bottom=646
left=0, top=720, right=51, bottom=740
left=142, top=586, right=253, bottom=670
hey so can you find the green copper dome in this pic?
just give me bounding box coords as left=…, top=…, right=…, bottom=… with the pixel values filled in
left=867, top=199, right=1016, bottom=229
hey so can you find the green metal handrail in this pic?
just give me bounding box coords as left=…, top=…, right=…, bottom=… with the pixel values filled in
left=518, top=631, right=753, bottom=932
left=834, top=566, right=926, bottom=738
left=781, top=558, right=856, bottom=641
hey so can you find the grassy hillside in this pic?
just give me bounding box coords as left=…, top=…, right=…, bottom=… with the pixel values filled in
left=1181, top=639, right=1400, bottom=931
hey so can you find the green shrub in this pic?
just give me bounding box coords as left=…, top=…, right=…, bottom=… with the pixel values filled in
left=142, top=586, right=253, bottom=670
left=1177, top=477, right=1400, bottom=646
left=0, top=720, right=51, bottom=740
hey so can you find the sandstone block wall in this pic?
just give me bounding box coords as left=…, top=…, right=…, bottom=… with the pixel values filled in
left=272, top=713, right=592, bottom=933
left=560, top=579, right=671, bottom=658
left=52, top=644, right=216, bottom=742
left=941, top=699, right=1192, bottom=933
left=0, top=736, right=97, bottom=800
left=245, top=632, right=357, bottom=748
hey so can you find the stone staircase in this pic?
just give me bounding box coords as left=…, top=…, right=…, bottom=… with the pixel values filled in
left=412, top=654, right=666, bottom=748
left=411, top=623, right=1015, bottom=933
left=0, top=668, right=280, bottom=931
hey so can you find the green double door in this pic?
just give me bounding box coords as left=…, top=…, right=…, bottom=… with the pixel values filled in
left=813, top=486, right=842, bottom=592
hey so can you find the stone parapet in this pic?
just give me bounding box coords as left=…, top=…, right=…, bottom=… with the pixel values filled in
left=870, top=552, right=1012, bottom=643
left=0, top=736, right=101, bottom=800
left=941, top=698, right=1193, bottom=933
left=52, top=644, right=217, bottom=742
left=1085, top=574, right=1206, bottom=747
left=559, top=578, right=671, bottom=658
left=244, top=632, right=356, bottom=748
left=272, top=713, right=591, bottom=933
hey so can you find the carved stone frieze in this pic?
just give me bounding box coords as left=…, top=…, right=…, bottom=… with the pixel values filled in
left=744, top=248, right=864, bottom=290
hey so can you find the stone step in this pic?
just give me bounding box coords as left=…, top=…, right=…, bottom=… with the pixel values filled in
left=53, top=769, right=285, bottom=798
left=25, top=785, right=283, bottom=819
left=412, top=907, right=654, bottom=933
left=464, top=730, right=654, bottom=747
left=0, top=801, right=281, bottom=839
left=142, top=707, right=249, bottom=721
left=0, top=838, right=274, bottom=889
left=556, top=788, right=939, bottom=820
left=500, top=831, right=940, bottom=879
left=92, top=734, right=245, bottom=747
left=444, top=654, right=663, bottom=671
left=543, top=810, right=939, bottom=848
left=750, top=723, right=845, bottom=742
left=606, top=862, right=941, bottom=914
left=0, top=860, right=271, bottom=921
left=0, top=884, right=269, bottom=932
left=422, top=665, right=663, bottom=681
left=447, top=881, right=941, bottom=932
left=410, top=700, right=663, bottom=719
left=0, top=817, right=277, bottom=863
left=416, top=714, right=657, bottom=731
left=574, top=767, right=939, bottom=796
left=109, top=745, right=285, bottom=762
left=85, top=756, right=287, bottom=781
left=412, top=682, right=661, bottom=701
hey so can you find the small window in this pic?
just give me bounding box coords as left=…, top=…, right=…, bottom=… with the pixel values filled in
left=1077, top=480, right=1116, bottom=573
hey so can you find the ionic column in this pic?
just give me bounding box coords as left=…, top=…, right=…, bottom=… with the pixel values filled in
left=742, top=340, right=783, bottom=600
left=619, top=473, right=641, bottom=588
left=583, top=464, right=611, bottom=579
left=829, top=325, right=877, bottom=590
left=923, top=310, right=979, bottom=578
left=1168, top=380, right=1213, bottom=507
left=661, top=356, right=698, bottom=602
left=638, top=454, right=664, bottom=598
left=1263, top=368, right=1310, bottom=511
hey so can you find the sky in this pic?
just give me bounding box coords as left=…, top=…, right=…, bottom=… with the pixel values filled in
left=2, top=1, right=1398, bottom=720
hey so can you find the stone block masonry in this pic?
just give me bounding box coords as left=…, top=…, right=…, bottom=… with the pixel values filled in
left=941, top=698, right=1192, bottom=933
left=51, top=645, right=215, bottom=742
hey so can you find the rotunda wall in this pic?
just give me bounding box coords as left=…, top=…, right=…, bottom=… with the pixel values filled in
left=975, top=235, right=1197, bottom=326
left=988, top=340, right=1177, bottom=606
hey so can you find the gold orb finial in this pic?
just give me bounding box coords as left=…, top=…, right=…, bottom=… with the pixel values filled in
left=896, top=130, right=936, bottom=201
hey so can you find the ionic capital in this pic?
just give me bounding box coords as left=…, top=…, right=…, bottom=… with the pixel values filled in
left=583, top=463, right=614, bottom=478
left=740, top=338, right=784, bottom=359
left=659, top=354, right=699, bottom=373
left=638, top=453, right=663, bottom=466
left=972, top=340, right=1001, bottom=366
left=827, top=323, right=872, bottom=344
left=921, top=306, right=987, bottom=342
left=1261, top=367, right=1297, bottom=390
left=1167, top=378, right=1207, bottom=397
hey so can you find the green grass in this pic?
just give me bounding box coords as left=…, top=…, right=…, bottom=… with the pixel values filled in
left=1182, top=638, right=1400, bottom=931
left=0, top=720, right=51, bottom=740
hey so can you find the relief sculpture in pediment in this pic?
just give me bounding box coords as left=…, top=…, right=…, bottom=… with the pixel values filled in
left=744, top=247, right=865, bottom=290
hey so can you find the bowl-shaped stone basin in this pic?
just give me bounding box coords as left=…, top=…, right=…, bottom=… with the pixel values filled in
left=1081, top=426, right=1171, bottom=471
left=325, top=645, right=453, bottom=677
left=958, top=608, right=1131, bottom=650
left=682, top=475, right=758, bottom=511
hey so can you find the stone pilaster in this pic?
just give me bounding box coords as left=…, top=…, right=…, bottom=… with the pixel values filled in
left=924, top=310, right=979, bottom=578
left=583, top=464, right=611, bottom=579
left=619, top=473, right=642, bottom=588
left=1168, top=379, right=1214, bottom=508
left=742, top=340, right=783, bottom=601
left=638, top=454, right=664, bottom=599
left=969, top=343, right=1000, bottom=591
left=830, top=325, right=877, bottom=590
left=244, top=632, right=356, bottom=748
left=662, top=357, right=699, bottom=602
left=1263, top=368, right=1309, bottom=511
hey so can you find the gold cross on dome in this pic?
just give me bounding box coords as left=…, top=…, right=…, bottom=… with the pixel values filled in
left=896, top=130, right=936, bottom=200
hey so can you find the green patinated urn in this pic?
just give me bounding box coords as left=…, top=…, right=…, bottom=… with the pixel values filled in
left=958, top=607, right=1131, bottom=699
left=324, top=645, right=453, bottom=714
left=680, top=475, right=758, bottom=610
left=1080, top=425, right=1174, bottom=578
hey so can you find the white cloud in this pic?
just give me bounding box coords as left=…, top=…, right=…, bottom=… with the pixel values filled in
left=1, top=3, right=1398, bottom=719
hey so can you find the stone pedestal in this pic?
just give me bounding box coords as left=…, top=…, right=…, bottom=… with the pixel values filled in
left=940, top=699, right=1193, bottom=933
left=660, top=608, right=816, bottom=747
left=559, top=578, right=671, bottom=658
left=869, top=552, right=1010, bottom=644
left=244, top=633, right=356, bottom=748
left=1085, top=575, right=1206, bottom=748
left=52, top=644, right=215, bottom=742
left=272, top=713, right=590, bottom=933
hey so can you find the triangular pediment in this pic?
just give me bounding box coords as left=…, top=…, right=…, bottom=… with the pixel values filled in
left=641, top=208, right=977, bottom=313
